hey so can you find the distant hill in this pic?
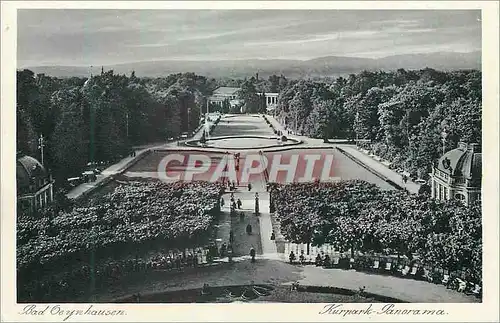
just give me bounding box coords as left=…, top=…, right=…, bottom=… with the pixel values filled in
left=22, top=51, right=481, bottom=79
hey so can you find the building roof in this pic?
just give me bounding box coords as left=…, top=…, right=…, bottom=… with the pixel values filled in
left=212, top=87, right=240, bottom=96
left=16, top=155, right=47, bottom=190
left=436, top=142, right=481, bottom=180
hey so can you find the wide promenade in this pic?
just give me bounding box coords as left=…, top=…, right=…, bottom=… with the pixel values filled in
left=68, top=113, right=477, bottom=303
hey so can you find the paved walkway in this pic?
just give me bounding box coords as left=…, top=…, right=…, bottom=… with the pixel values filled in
left=66, top=146, right=153, bottom=199
left=92, top=258, right=477, bottom=303
left=267, top=114, right=421, bottom=194
left=337, top=145, right=421, bottom=194
left=70, top=113, right=474, bottom=304
left=257, top=197, right=279, bottom=258
left=66, top=116, right=214, bottom=200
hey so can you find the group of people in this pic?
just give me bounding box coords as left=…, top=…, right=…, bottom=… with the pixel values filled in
left=219, top=241, right=234, bottom=261
left=288, top=250, right=335, bottom=266
left=288, top=250, right=309, bottom=264
left=223, top=193, right=246, bottom=219
left=149, top=249, right=210, bottom=270
left=222, top=192, right=260, bottom=217
left=226, top=180, right=237, bottom=191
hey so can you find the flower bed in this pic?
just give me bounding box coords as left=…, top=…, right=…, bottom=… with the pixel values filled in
left=17, top=181, right=223, bottom=301
left=269, top=181, right=482, bottom=285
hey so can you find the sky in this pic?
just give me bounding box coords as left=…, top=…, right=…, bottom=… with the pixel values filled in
left=17, top=9, right=482, bottom=67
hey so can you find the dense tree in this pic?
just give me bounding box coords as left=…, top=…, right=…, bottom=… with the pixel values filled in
left=50, top=89, right=88, bottom=180
left=271, top=181, right=482, bottom=282
left=275, top=68, right=481, bottom=179
left=238, top=79, right=260, bottom=113
left=17, top=70, right=212, bottom=183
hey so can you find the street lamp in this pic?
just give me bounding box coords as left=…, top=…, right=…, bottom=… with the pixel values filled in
left=38, top=134, right=45, bottom=166
left=441, top=130, right=447, bottom=155
left=355, top=111, right=359, bottom=148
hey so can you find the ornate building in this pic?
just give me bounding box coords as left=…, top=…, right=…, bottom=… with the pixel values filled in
left=430, top=142, right=481, bottom=206
left=16, top=155, right=54, bottom=214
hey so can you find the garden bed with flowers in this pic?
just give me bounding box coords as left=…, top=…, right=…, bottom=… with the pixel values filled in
left=17, top=180, right=223, bottom=302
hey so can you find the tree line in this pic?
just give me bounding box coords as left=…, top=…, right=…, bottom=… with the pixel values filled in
left=271, top=181, right=481, bottom=283
left=17, top=70, right=218, bottom=182
left=274, top=68, right=481, bottom=179
left=17, top=68, right=480, bottom=183
left=17, top=70, right=291, bottom=184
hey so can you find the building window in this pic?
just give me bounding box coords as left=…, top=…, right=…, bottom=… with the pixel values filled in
left=433, top=181, right=438, bottom=198
left=444, top=188, right=448, bottom=200
left=455, top=193, right=465, bottom=201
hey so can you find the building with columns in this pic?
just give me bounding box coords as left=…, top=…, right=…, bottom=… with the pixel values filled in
left=17, top=155, right=54, bottom=215
left=208, top=87, right=239, bottom=107
left=430, top=142, right=481, bottom=206
left=260, top=92, right=279, bottom=113
left=209, top=87, right=280, bottom=114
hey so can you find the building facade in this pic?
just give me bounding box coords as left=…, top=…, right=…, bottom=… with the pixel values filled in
left=259, top=92, right=279, bottom=113
left=430, top=142, right=481, bottom=206
left=209, top=87, right=279, bottom=113
left=16, top=155, right=54, bottom=214
left=208, top=87, right=240, bottom=107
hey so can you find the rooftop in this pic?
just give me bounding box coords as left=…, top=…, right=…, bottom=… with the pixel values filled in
left=16, top=155, right=48, bottom=192
left=436, top=142, right=481, bottom=180
left=212, top=87, right=240, bottom=96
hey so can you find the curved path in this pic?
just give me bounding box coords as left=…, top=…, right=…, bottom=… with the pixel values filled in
left=94, top=259, right=477, bottom=303
left=75, top=113, right=473, bottom=303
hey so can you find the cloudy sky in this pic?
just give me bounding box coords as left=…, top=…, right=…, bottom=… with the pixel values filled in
left=17, top=9, right=481, bottom=67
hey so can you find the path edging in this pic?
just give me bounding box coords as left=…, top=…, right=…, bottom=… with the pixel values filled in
left=336, top=146, right=404, bottom=191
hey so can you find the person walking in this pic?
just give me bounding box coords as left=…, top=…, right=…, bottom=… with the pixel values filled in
left=220, top=243, right=227, bottom=258
left=255, top=192, right=260, bottom=215
left=250, top=247, right=256, bottom=263
left=237, top=198, right=242, bottom=209
left=227, top=245, right=233, bottom=263
left=247, top=183, right=252, bottom=191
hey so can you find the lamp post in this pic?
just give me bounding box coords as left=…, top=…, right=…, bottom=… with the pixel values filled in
left=38, top=134, right=45, bottom=166
left=126, top=111, right=129, bottom=139
left=205, top=99, right=210, bottom=139
left=441, top=130, right=447, bottom=155
left=294, top=109, right=298, bottom=135
left=355, top=111, right=359, bottom=148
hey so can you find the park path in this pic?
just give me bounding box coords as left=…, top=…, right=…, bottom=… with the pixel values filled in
left=66, top=115, right=214, bottom=200
left=257, top=196, right=279, bottom=258
left=94, top=258, right=478, bottom=303
left=66, top=146, right=154, bottom=199
left=72, top=113, right=475, bottom=304
left=267, top=114, right=423, bottom=194
left=337, top=145, right=420, bottom=194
